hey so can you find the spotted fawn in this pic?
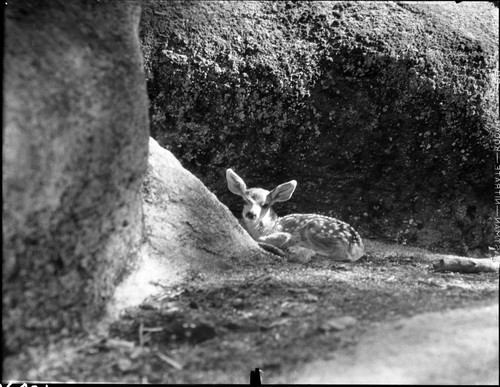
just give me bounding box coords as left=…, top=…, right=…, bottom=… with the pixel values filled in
left=226, top=168, right=365, bottom=262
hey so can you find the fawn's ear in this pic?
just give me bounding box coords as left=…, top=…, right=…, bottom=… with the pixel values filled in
left=226, top=169, right=247, bottom=197
left=269, top=180, right=297, bottom=204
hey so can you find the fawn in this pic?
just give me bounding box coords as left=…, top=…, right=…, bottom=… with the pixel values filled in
left=226, top=168, right=365, bottom=262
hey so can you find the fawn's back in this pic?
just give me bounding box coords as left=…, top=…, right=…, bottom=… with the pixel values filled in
left=276, top=213, right=364, bottom=261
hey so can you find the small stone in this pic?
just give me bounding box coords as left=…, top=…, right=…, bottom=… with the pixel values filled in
left=320, top=316, right=357, bottom=332
left=231, top=298, right=245, bottom=309
left=130, top=347, right=147, bottom=359
left=304, top=293, right=319, bottom=302
left=117, top=357, right=134, bottom=372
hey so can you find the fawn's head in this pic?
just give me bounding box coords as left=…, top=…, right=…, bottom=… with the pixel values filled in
left=226, top=168, right=297, bottom=227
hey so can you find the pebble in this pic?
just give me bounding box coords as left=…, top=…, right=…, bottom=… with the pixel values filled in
left=320, top=316, right=358, bottom=332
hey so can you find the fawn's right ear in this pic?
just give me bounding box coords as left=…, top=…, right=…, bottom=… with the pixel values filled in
left=269, top=180, right=297, bottom=204
left=226, top=169, right=247, bottom=197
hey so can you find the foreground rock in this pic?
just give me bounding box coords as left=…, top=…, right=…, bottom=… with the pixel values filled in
left=293, top=303, right=499, bottom=384
left=111, top=138, right=270, bottom=313
left=3, top=1, right=268, bottom=376
left=3, top=0, right=149, bottom=355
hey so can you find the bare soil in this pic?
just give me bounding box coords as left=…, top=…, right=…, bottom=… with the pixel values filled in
left=5, top=239, right=498, bottom=384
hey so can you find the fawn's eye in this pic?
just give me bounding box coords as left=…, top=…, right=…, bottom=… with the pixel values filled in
left=262, top=203, right=270, bottom=209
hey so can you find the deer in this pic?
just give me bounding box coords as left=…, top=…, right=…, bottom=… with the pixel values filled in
left=226, top=168, right=365, bottom=262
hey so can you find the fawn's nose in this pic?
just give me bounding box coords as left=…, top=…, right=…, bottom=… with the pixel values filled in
left=246, top=211, right=256, bottom=220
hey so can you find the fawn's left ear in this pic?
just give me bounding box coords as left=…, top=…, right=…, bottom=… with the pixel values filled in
left=269, top=180, right=297, bottom=204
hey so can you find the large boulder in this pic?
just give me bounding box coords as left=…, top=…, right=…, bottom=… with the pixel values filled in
left=141, top=1, right=498, bottom=256
left=111, top=138, right=268, bottom=314
left=3, top=0, right=149, bottom=354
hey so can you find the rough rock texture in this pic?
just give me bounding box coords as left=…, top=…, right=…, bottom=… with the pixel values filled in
left=143, top=138, right=265, bottom=269
left=2, top=0, right=272, bottom=368
left=3, top=0, right=149, bottom=354
left=110, top=138, right=271, bottom=314
left=140, top=1, right=498, bottom=256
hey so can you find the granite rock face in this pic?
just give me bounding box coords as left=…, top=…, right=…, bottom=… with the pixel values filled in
left=141, top=1, right=498, bottom=255
left=3, top=0, right=149, bottom=353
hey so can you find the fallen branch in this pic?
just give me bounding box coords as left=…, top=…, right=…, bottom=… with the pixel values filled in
left=433, top=257, right=499, bottom=273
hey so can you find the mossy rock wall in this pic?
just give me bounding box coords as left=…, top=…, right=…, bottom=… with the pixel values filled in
left=140, top=1, right=498, bottom=256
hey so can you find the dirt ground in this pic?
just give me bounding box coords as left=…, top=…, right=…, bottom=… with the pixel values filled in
left=293, top=302, right=498, bottom=384
left=4, top=239, right=499, bottom=383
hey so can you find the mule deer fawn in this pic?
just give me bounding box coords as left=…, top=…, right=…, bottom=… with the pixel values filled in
left=226, top=169, right=365, bottom=262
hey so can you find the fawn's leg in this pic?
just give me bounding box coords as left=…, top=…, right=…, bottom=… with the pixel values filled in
left=257, top=232, right=293, bottom=248
left=258, top=243, right=287, bottom=257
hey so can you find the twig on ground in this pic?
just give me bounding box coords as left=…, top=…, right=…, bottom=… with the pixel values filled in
left=156, top=351, right=184, bottom=370
left=105, top=338, right=135, bottom=351
left=139, top=322, right=144, bottom=347
left=142, top=327, right=165, bottom=333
